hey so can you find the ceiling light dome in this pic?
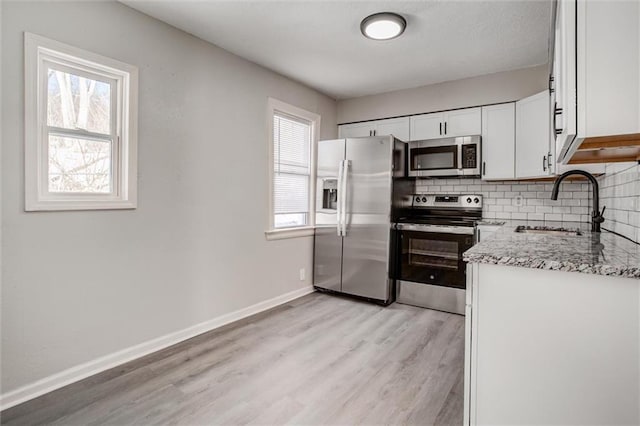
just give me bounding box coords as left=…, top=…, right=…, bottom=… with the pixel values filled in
left=360, top=12, right=406, bottom=41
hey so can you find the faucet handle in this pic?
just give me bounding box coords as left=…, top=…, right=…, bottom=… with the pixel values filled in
left=594, top=206, right=606, bottom=223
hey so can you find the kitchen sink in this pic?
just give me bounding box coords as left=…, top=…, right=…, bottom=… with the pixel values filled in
left=514, top=225, right=582, bottom=236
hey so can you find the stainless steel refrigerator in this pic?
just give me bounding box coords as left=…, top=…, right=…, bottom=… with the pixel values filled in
left=313, top=135, right=408, bottom=304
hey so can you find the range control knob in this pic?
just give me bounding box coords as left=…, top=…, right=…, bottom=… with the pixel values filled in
left=466, top=197, right=472, bottom=204
left=421, top=197, right=427, bottom=203
left=474, top=197, right=480, bottom=204
left=415, top=196, right=421, bottom=203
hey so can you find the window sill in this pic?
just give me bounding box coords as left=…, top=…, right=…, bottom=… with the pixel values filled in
left=265, top=226, right=315, bottom=241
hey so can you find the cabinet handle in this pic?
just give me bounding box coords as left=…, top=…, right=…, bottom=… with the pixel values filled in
left=547, top=152, right=553, bottom=170
left=373, top=129, right=376, bottom=136
left=444, top=122, right=447, bottom=135
left=482, top=161, right=486, bottom=176
left=549, top=75, right=555, bottom=92
left=543, top=155, right=547, bottom=172
left=439, top=122, right=442, bottom=135
left=553, top=103, right=563, bottom=136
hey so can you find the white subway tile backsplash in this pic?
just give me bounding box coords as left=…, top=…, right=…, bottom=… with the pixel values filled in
left=414, top=177, right=593, bottom=226
left=598, top=163, right=640, bottom=243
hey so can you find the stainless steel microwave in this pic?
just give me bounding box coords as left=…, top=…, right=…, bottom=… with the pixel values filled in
left=408, top=135, right=481, bottom=177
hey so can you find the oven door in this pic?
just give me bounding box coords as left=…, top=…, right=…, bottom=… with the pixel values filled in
left=397, top=229, right=473, bottom=289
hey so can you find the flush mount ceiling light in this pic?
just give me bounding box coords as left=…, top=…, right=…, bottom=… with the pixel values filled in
left=360, top=12, right=406, bottom=41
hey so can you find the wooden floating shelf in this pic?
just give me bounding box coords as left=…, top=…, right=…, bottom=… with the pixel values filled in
left=568, top=133, right=640, bottom=164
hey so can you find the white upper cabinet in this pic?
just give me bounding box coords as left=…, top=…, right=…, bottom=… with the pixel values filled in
left=410, top=112, right=445, bottom=140
left=554, top=0, right=640, bottom=163
left=374, top=117, right=410, bottom=141
left=338, top=122, right=375, bottom=138
left=338, top=117, right=410, bottom=141
left=516, top=91, right=552, bottom=179
left=445, top=108, right=482, bottom=137
left=410, top=108, right=481, bottom=141
left=481, top=103, right=515, bottom=180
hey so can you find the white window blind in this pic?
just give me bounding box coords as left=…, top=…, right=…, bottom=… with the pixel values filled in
left=273, top=112, right=311, bottom=228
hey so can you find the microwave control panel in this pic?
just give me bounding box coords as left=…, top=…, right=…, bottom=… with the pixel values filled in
left=462, top=144, right=478, bottom=169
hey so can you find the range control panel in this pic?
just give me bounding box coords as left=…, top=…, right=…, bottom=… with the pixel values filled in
left=412, top=194, right=483, bottom=209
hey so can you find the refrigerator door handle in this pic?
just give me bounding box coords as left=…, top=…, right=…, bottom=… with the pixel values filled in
left=341, top=160, right=350, bottom=236
left=336, top=160, right=344, bottom=236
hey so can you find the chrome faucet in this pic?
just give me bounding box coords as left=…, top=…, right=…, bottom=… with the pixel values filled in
left=551, top=170, right=605, bottom=233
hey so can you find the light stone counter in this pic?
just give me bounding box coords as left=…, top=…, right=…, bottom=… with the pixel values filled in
left=465, top=220, right=640, bottom=279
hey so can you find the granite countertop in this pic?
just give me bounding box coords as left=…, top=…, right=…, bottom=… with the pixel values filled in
left=464, top=220, right=640, bottom=279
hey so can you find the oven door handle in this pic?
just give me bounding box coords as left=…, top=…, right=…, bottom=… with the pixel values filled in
left=395, top=223, right=475, bottom=235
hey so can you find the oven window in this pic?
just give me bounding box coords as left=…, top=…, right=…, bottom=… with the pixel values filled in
left=411, top=145, right=457, bottom=171
left=408, top=239, right=459, bottom=270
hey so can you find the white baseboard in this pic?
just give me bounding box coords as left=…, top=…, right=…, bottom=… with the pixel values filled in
left=0, top=286, right=315, bottom=411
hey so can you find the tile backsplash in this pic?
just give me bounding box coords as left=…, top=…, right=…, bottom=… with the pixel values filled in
left=598, top=162, right=640, bottom=243
left=415, top=178, right=593, bottom=222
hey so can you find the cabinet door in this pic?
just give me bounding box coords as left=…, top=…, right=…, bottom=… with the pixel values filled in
left=444, top=107, right=482, bottom=137
left=481, top=103, right=515, bottom=180
left=338, top=122, right=374, bottom=138
left=410, top=112, right=445, bottom=141
left=374, top=117, right=410, bottom=141
left=515, top=91, right=552, bottom=178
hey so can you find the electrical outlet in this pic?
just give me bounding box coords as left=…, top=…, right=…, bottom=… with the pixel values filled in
left=299, top=268, right=306, bottom=281
left=514, top=195, right=524, bottom=207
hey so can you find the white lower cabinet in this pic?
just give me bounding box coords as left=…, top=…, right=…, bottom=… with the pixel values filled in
left=481, top=103, right=515, bottom=180
left=465, top=263, right=640, bottom=425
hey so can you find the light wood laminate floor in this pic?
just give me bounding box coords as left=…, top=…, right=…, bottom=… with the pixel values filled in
left=1, top=293, right=465, bottom=425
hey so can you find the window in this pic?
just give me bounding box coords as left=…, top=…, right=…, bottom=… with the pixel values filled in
left=266, top=98, right=320, bottom=240
left=24, top=33, right=138, bottom=211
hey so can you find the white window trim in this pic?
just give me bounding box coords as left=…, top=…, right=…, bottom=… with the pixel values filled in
left=24, top=32, right=138, bottom=211
left=265, top=98, right=320, bottom=240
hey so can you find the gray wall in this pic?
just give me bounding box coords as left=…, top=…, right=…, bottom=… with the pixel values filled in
left=336, top=64, right=549, bottom=124
left=1, top=1, right=337, bottom=393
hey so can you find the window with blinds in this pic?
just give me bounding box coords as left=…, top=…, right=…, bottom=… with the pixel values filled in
left=273, top=112, right=311, bottom=228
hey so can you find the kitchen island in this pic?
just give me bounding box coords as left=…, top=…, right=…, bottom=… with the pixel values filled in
left=462, top=222, right=640, bottom=425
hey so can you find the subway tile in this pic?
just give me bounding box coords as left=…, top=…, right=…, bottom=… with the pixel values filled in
left=495, top=212, right=512, bottom=219
left=536, top=206, right=553, bottom=213
left=527, top=213, right=545, bottom=221
left=497, top=199, right=512, bottom=206
left=544, top=213, right=563, bottom=221
left=562, top=214, right=582, bottom=222
left=511, top=212, right=528, bottom=220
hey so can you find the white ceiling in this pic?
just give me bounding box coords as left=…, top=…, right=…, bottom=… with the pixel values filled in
left=121, top=0, right=553, bottom=100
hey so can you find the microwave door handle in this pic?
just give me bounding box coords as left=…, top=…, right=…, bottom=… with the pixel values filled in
left=337, top=160, right=344, bottom=236
left=457, top=141, right=463, bottom=172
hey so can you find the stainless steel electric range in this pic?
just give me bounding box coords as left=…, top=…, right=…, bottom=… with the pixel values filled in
left=393, top=194, right=482, bottom=315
